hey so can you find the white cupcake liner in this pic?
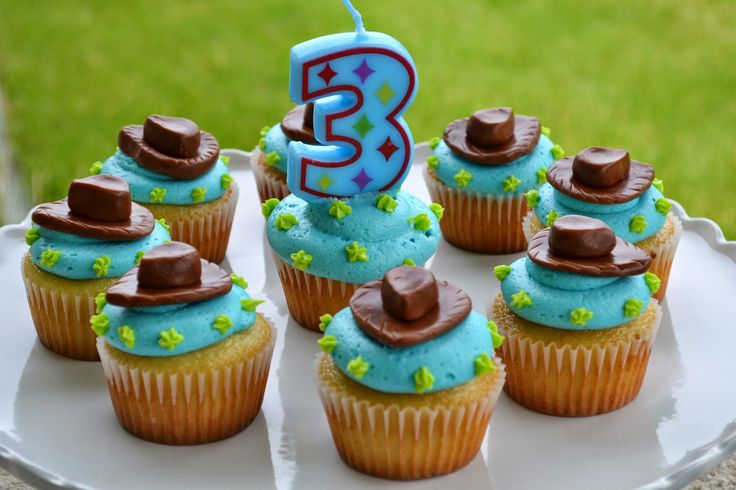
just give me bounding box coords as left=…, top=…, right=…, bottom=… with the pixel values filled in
left=251, top=148, right=290, bottom=202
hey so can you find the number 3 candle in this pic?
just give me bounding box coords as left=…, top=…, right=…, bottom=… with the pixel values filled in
left=287, top=0, right=418, bottom=200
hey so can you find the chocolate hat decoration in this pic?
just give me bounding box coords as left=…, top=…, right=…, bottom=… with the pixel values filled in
left=350, top=266, right=471, bottom=348
left=280, top=103, right=318, bottom=144
left=118, top=115, right=220, bottom=180
left=32, top=174, right=154, bottom=241
left=106, top=241, right=232, bottom=307
left=443, top=107, right=541, bottom=165
left=547, top=147, right=655, bottom=204
left=528, top=215, right=651, bottom=276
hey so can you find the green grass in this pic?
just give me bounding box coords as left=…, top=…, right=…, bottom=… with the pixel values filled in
left=1, top=0, right=735, bottom=236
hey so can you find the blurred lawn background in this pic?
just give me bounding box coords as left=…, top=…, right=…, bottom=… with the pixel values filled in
left=0, top=0, right=734, bottom=235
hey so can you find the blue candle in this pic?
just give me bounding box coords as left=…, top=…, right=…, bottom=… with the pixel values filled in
left=287, top=0, right=418, bottom=201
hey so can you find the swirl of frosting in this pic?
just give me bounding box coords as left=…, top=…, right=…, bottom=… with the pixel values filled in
left=28, top=222, right=169, bottom=280
left=533, top=184, right=667, bottom=242
left=499, top=257, right=653, bottom=330
left=101, top=150, right=231, bottom=205
left=430, top=134, right=555, bottom=194
left=322, top=307, right=494, bottom=394
left=266, top=191, right=441, bottom=284
left=261, top=125, right=290, bottom=174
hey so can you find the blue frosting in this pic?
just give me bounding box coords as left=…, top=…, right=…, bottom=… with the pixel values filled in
left=262, top=124, right=290, bottom=174
left=431, top=135, right=555, bottom=194
left=101, top=150, right=231, bottom=205
left=499, top=257, right=652, bottom=330
left=29, top=223, right=169, bottom=280
left=533, top=184, right=667, bottom=242
left=266, top=191, right=440, bottom=284
left=100, top=282, right=256, bottom=357
left=324, top=307, right=494, bottom=394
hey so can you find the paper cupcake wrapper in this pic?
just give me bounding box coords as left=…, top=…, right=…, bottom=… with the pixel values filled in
left=492, top=302, right=662, bottom=417
left=97, top=323, right=275, bottom=445
left=315, top=357, right=506, bottom=480
left=21, top=270, right=102, bottom=361
left=272, top=253, right=358, bottom=332
left=251, top=149, right=290, bottom=202
left=423, top=168, right=527, bottom=254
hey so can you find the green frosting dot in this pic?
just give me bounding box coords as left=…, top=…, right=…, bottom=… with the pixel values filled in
left=92, top=255, right=111, bottom=278
left=536, top=166, right=548, bottom=184
left=90, top=313, right=110, bottom=336
left=427, top=155, right=440, bottom=169
left=525, top=189, right=540, bottom=208
left=265, top=151, right=281, bottom=166
left=409, top=213, right=432, bottom=232
left=158, top=327, right=184, bottom=351
left=261, top=198, right=280, bottom=218
left=328, top=200, right=352, bottom=220
left=94, top=291, right=107, bottom=314
left=258, top=137, right=267, bottom=151
left=134, top=250, right=145, bottom=265
left=454, top=168, right=472, bottom=189
left=149, top=187, right=167, bottom=204
left=624, top=298, right=644, bottom=318
left=655, top=198, right=671, bottom=215
left=260, top=126, right=270, bottom=137
left=317, top=335, right=338, bottom=353
left=511, top=290, right=533, bottom=309
left=191, top=187, right=207, bottom=204
left=429, top=203, right=444, bottom=220
left=428, top=136, right=441, bottom=150
left=345, top=241, right=368, bottom=263
left=376, top=193, right=398, bottom=213
left=221, top=173, right=234, bottom=190
left=89, top=161, right=103, bottom=175
left=414, top=366, right=435, bottom=393
left=653, top=178, right=664, bottom=193
left=570, top=307, right=594, bottom=326
left=550, top=144, right=565, bottom=160
left=630, top=215, right=647, bottom=234
left=318, top=314, right=333, bottom=332
left=643, top=272, right=661, bottom=294
left=274, top=213, right=299, bottom=231
left=502, top=174, right=522, bottom=192
left=40, top=248, right=61, bottom=268
left=240, top=298, right=265, bottom=312
left=291, top=250, right=313, bottom=270
left=212, top=314, right=234, bottom=334
left=402, top=258, right=416, bottom=266
left=230, top=273, right=248, bottom=289
left=487, top=321, right=504, bottom=349
left=541, top=126, right=551, bottom=137
left=546, top=210, right=560, bottom=227
left=474, top=353, right=496, bottom=376
left=117, top=325, right=136, bottom=349
left=157, top=218, right=170, bottom=233
left=494, top=264, right=511, bottom=281
left=347, top=356, right=370, bottom=379
left=220, top=155, right=230, bottom=166
left=25, top=227, right=40, bottom=246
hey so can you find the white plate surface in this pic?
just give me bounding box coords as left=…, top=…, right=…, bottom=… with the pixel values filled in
left=1, top=145, right=735, bottom=490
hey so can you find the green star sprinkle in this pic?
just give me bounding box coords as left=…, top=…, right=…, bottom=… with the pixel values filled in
left=291, top=250, right=313, bottom=270
left=409, top=213, right=432, bottom=232
left=221, top=173, right=234, bottom=190
left=345, top=241, right=368, bottom=262
left=192, top=187, right=207, bottom=203
left=117, top=325, right=136, bottom=349
left=329, top=200, right=352, bottom=220
left=260, top=126, right=270, bottom=137
left=220, top=155, right=230, bottom=166
left=90, top=313, right=110, bottom=336
left=89, top=161, right=103, bottom=175
left=402, top=258, right=416, bottom=266
left=536, top=166, right=548, bottom=184
left=643, top=272, right=661, bottom=294
left=274, top=213, right=299, bottom=231
left=653, top=178, right=664, bottom=193
left=265, top=151, right=281, bottom=166
left=454, top=168, right=472, bottom=189
left=429, top=203, right=444, bottom=220
left=414, top=366, right=435, bottom=393
left=94, top=292, right=107, bottom=314
left=376, top=193, right=398, bottom=213
left=525, top=189, right=540, bottom=208
left=318, top=314, right=333, bottom=332
left=511, top=290, right=533, bottom=309
left=158, top=327, right=184, bottom=351
left=92, top=255, right=111, bottom=278
left=570, top=307, right=594, bottom=326
left=149, top=187, right=167, bottom=204
left=40, top=248, right=61, bottom=268
left=134, top=251, right=145, bottom=265
left=157, top=218, right=170, bottom=233
left=429, top=137, right=441, bottom=150
left=316, top=173, right=334, bottom=192
left=630, top=215, right=647, bottom=234
left=212, top=314, right=233, bottom=334
left=240, top=298, right=265, bottom=312
left=261, top=198, right=280, bottom=218
left=655, top=198, right=671, bottom=215
left=546, top=210, right=560, bottom=227
left=230, top=273, right=248, bottom=289
left=352, top=114, right=375, bottom=138
left=551, top=144, right=565, bottom=160
left=494, top=265, right=511, bottom=281
left=347, top=356, right=370, bottom=379
left=317, top=335, right=338, bottom=353
left=427, top=155, right=440, bottom=169
left=487, top=321, right=504, bottom=349
left=624, top=298, right=644, bottom=317
left=475, top=353, right=496, bottom=376
left=25, top=227, right=40, bottom=245
left=503, top=174, right=522, bottom=192
left=375, top=82, right=396, bottom=105
left=541, top=126, right=551, bottom=137
left=258, top=137, right=267, bottom=151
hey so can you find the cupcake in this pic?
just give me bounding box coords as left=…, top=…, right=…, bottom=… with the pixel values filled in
left=315, top=266, right=505, bottom=479
left=22, top=175, right=169, bottom=360
left=251, top=103, right=317, bottom=201
left=94, top=241, right=275, bottom=445
left=491, top=215, right=662, bottom=416
left=424, top=107, right=561, bottom=254
left=98, top=115, right=238, bottom=263
left=522, top=147, right=681, bottom=301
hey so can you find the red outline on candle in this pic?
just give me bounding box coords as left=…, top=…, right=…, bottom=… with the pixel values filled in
left=297, top=47, right=416, bottom=199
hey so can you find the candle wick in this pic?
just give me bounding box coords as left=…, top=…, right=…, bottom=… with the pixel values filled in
left=341, top=0, right=367, bottom=38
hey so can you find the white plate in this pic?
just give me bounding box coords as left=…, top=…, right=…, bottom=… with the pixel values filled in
left=1, top=144, right=735, bottom=490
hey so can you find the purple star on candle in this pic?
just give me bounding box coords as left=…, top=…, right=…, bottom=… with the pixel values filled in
left=351, top=168, right=373, bottom=190
left=318, top=63, right=337, bottom=85
left=352, top=59, right=374, bottom=84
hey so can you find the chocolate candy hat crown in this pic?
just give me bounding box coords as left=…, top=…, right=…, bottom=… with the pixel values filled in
left=118, top=114, right=220, bottom=180
left=442, top=107, right=541, bottom=165
left=106, top=241, right=232, bottom=307
left=31, top=174, right=154, bottom=241
left=547, top=146, right=655, bottom=204
left=280, top=103, right=318, bottom=144
left=528, top=215, right=651, bottom=276
left=350, top=266, right=472, bottom=347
